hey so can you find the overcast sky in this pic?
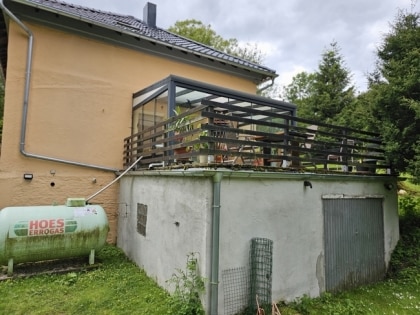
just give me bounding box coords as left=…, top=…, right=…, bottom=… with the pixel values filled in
left=67, top=0, right=417, bottom=92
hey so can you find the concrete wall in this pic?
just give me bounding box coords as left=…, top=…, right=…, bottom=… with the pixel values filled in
left=0, top=19, right=256, bottom=242
left=117, top=170, right=399, bottom=314
left=118, top=174, right=213, bottom=289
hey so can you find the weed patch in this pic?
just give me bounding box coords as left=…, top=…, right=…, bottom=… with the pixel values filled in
left=166, top=252, right=206, bottom=315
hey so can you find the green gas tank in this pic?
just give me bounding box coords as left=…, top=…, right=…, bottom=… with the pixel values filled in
left=0, top=198, right=109, bottom=275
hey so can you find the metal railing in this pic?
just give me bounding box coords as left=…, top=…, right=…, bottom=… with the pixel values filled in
left=123, top=102, right=393, bottom=174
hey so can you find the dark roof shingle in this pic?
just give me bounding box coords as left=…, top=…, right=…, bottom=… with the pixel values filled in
left=21, top=0, right=276, bottom=78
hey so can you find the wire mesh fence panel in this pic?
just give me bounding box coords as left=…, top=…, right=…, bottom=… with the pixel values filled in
left=222, top=266, right=249, bottom=315
left=248, top=237, right=273, bottom=312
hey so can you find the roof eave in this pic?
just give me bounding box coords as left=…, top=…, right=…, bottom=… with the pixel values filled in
left=8, top=0, right=277, bottom=84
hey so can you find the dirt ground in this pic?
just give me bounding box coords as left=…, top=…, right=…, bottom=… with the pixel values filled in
left=0, top=257, right=100, bottom=280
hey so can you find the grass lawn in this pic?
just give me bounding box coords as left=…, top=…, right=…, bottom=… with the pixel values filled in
left=279, top=270, right=420, bottom=314
left=0, top=246, right=171, bottom=315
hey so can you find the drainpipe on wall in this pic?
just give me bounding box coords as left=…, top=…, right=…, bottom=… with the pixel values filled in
left=256, top=77, right=275, bottom=95
left=210, top=172, right=223, bottom=315
left=0, top=1, right=118, bottom=172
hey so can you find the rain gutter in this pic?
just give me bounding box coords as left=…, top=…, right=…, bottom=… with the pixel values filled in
left=0, top=0, right=118, bottom=172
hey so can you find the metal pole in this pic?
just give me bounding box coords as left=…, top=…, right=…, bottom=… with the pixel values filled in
left=209, top=172, right=223, bottom=315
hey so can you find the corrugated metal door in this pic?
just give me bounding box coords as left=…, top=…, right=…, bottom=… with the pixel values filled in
left=324, top=198, right=385, bottom=292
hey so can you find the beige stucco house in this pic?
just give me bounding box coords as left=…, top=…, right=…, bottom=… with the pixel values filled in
left=0, top=1, right=400, bottom=314
left=0, top=0, right=276, bottom=242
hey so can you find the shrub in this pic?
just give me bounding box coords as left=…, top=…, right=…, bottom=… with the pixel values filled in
left=388, top=196, right=420, bottom=277
left=166, top=253, right=205, bottom=315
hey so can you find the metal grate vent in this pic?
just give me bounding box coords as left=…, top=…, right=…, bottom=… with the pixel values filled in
left=137, top=203, right=148, bottom=236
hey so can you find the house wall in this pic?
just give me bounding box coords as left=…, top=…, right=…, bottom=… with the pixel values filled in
left=117, top=170, right=399, bottom=314
left=0, top=20, right=257, bottom=242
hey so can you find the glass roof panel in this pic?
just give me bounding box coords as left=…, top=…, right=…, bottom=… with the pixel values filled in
left=133, top=85, right=167, bottom=107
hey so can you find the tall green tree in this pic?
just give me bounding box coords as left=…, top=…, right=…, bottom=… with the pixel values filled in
left=282, top=42, right=356, bottom=125
left=312, top=41, right=356, bottom=124
left=168, top=19, right=234, bottom=52
left=168, top=19, right=265, bottom=65
left=367, top=9, right=420, bottom=180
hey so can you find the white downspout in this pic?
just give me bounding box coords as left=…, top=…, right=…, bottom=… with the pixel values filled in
left=0, top=1, right=118, bottom=172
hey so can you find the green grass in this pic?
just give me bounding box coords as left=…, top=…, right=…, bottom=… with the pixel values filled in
left=279, top=271, right=420, bottom=314
left=399, top=175, right=420, bottom=196
left=1, top=186, right=419, bottom=315
left=0, top=246, right=171, bottom=315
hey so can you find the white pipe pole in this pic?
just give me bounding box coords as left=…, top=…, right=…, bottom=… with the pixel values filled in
left=86, top=156, right=143, bottom=202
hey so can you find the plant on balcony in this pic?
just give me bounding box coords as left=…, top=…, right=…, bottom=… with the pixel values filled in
left=193, top=130, right=211, bottom=164
left=193, top=130, right=209, bottom=151
left=171, top=106, right=193, bottom=137
left=170, top=106, right=194, bottom=156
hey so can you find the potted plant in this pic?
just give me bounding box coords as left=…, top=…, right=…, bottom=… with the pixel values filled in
left=193, top=130, right=212, bottom=164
